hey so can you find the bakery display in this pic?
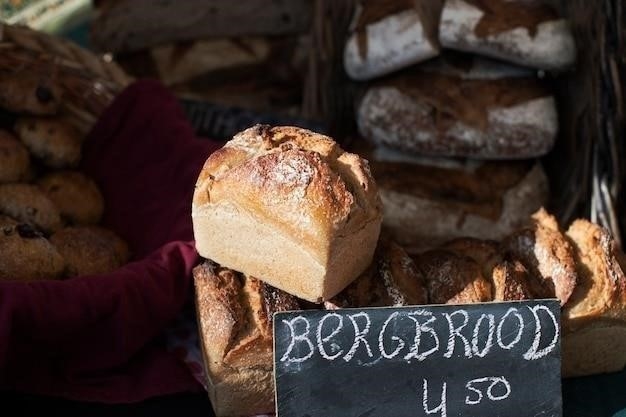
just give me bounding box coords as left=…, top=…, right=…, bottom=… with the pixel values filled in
left=194, top=204, right=626, bottom=415
left=343, top=0, right=443, bottom=81
left=192, top=124, right=383, bottom=302
left=439, top=0, right=576, bottom=71
left=0, top=23, right=131, bottom=282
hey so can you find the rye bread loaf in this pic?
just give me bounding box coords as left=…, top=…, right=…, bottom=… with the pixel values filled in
left=344, top=0, right=442, bottom=80
left=193, top=260, right=300, bottom=417
left=356, top=61, right=558, bottom=159
left=365, top=154, right=549, bottom=252
left=195, top=236, right=425, bottom=416
left=561, top=220, right=626, bottom=377
left=439, top=0, right=576, bottom=70
left=192, top=125, right=383, bottom=302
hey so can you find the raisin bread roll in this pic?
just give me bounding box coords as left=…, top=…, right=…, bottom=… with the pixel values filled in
left=0, top=183, right=63, bottom=234
left=50, top=226, right=130, bottom=277
left=357, top=63, right=558, bottom=159
left=37, top=171, right=104, bottom=225
left=0, top=73, right=62, bottom=115
left=344, top=0, right=442, bottom=81
left=439, top=0, right=576, bottom=70
left=0, top=218, right=65, bottom=281
left=192, top=125, right=383, bottom=302
left=561, top=220, right=626, bottom=377
left=366, top=155, right=548, bottom=252
left=194, top=260, right=300, bottom=417
left=0, top=129, right=30, bottom=184
left=14, top=116, right=83, bottom=169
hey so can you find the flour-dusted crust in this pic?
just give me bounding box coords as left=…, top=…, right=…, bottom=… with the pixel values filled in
left=0, top=72, right=62, bottom=115
left=325, top=238, right=428, bottom=309
left=439, top=0, right=576, bottom=70
left=500, top=208, right=578, bottom=306
left=192, top=125, right=383, bottom=302
left=371, top=159, right=548, bottom=252
left=193, top=260, right=300, bottom=417
left=357, top=73, right=558, bottom=159
left=344, top=0, right=442, bottom=80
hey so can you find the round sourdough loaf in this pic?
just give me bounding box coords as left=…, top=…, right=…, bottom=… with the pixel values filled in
left=192, top=125, right=383, bottom=302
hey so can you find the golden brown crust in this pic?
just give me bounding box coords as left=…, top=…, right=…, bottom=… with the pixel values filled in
left=0, top=130, right=30, bottom=184
left=37, top=171, right=104, bottom=225
left=491, top=260, right=534, bottom=301
left=0, top=72, right=62, bottom=115
left=192, top=125, right=383, bottom=302
left=0, top=221, right=66, bottom=281
left=15, top=116, right=82, bottom=169
left=563, top=220, right=626, bottom=329
left=415, top=249, right=492, bottom=304
left=49, top=226, right=130, bottom=277
left=500, top=208, right=577, bottom=305
left=326, top=238, right=428, bottom=308
left=0, top=183, right=63, bottom=234
left=195, top=125, right=380, bottom=248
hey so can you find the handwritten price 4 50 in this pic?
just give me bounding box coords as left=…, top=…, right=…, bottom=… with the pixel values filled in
left=423, top=376, right=511, bottom=416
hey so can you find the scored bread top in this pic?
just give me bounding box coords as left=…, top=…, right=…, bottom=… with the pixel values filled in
left=193, top=125, right=382, bottom=258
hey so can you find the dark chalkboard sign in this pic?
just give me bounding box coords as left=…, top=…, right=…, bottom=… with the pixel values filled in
left=273, top=299, right=562, bottom=417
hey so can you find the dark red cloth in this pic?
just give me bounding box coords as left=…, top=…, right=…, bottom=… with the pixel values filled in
left=0, top=80, right=221, bottom=403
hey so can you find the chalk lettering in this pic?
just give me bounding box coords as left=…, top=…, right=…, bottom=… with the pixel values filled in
left=422, top=379, right=447, bottom=417
left=316, top=313, right=344, bottom=361
left=471, top=313, right=495, bottom=358
left=405, top=310, right=440, bottom=361
left=280, top=316, right=314, bottom=363
left=379, top=311, right=406, bottom=359
left=497, top=308, right=524, bottom=350
left=523, top=305, right=559, bottom=360
left=343, top=312, right=373, bottom=361
left=443, top=310, right=472, bottom=358
left=465, top=377, right=511, bottom=404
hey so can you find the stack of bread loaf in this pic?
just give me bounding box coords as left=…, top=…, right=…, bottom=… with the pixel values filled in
left=0, top=72, right=130, bottom=281
left=343, top=0, right=576, bottom=253
left=192, top=125, right=626, bottom=417
left=91, top=0, right=313, bottom=117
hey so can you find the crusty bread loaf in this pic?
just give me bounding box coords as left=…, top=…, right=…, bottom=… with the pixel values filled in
left=192, top=125, right=383, bottom=302
left=500, top=208, right=578, bottom=305
left=325, top=238, right=428, bottom=309
left=195, top=237, right=424, bottom=416
left=414, top=248, right=492, bottom=304
left=193, top=260, right=300, bottom=417
left=356, top=66, right=558, bottom=159
left=561, top=219, right=626, bottom=377
left=366, top=156, right=548, bottom=252
left=344, top=0, right=442, bottom=80
left=439, top=0, right=576, bottom=70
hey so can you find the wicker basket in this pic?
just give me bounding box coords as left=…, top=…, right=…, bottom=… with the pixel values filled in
left=0, top=23, right=131, bottom=134
left=307, top=0, right=625, bottom=244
